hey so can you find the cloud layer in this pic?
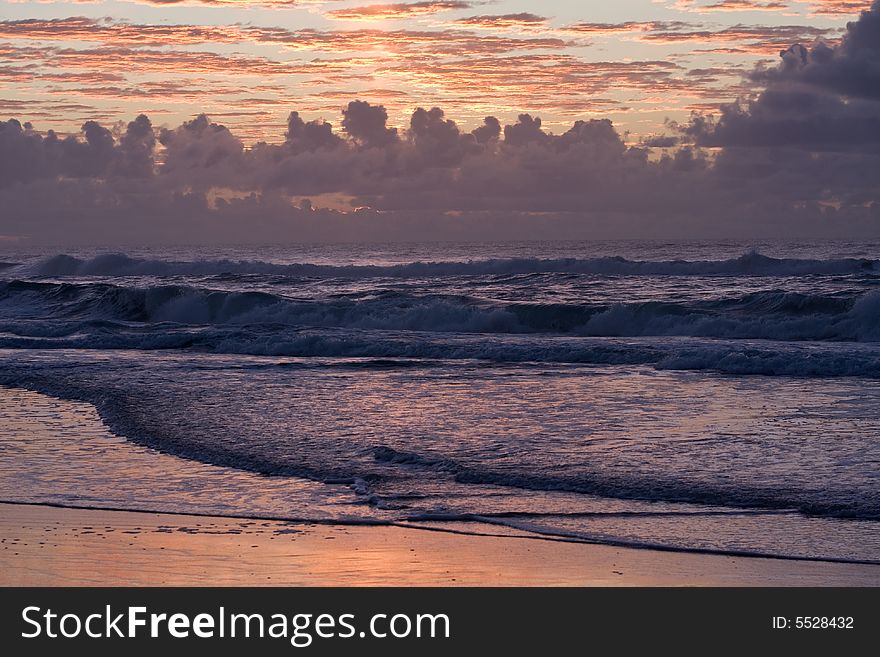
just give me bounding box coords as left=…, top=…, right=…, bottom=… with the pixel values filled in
left=1, top=2, right=878, bottom=243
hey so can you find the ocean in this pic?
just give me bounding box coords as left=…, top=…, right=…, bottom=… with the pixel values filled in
left=1, top=240, right=878, bottom=564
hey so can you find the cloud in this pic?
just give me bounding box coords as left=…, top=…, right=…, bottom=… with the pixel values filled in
left=9, top=0, right=311, bottom=6
left=673, top=1, right=790, bottom=12
left=752, top=4, right=880, bottom=99
left=683, top=88, right=880, bottom=149
left=374, top=55, right=688, bottom=116
left=407, top=106, right=471, bottom=166
left=0, top=17, right=246, bottom=46
left=0, top=15, right=599, bottom=138
left=683, top=0, right=880, bottom=148
left=642, top=134, right=682, bottom=147
left=471, top=116, right=501, bottom=143
left=796, top=1, right=874, bottom=15
left=46, top=46, right=310, bottom=77
left=563, top=21, right=684, bottom=35
left=326, top=2, right=472, bottom=20
left=0, top=114, right=159, bottom=184
left=453, top=14, right=549, bottom=29
left=139, top=0, right=302, bottom=5
left=158, top=114, right=245, bottom=188
left=2, top=92, right=877, bottom=243
left=562, top=20, right=838, bottom=54
left=2, top=5, right=878, bottom=242
left=341, top=100, right=399, bottom=147
left=675, top=0, right=873, bottom=13
left=0, top=14, right=798, bottom=138
left=285, top=111, right=344, bottom=152
left=502, top=113, right=548, bottom=146
left=636, top=23, right=838, bottom=55
left=117, top=114, right=157, bottom=177
left=0, top=17, right=567, bottom=55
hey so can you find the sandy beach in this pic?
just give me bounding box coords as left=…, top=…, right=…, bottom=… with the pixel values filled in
left=2, top=502, right=877, bottom=586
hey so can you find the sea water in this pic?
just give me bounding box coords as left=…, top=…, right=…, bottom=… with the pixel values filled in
left=1, top=240, right=878, bottom=563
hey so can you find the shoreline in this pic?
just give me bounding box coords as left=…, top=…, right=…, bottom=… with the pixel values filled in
left=3, top=499, right=877, bottom=568
left=2, top=502, right=878, bottom=586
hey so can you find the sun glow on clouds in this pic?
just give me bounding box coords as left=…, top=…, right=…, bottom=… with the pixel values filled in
left=6, top=0, right=321, bottom=6
left=0, top=0, right=870, bottom=141
left=326, top=1, right=473, bottom=21
left=1, top=1, right=878, bottom=241
left=668, top=0, right=872, bottom=13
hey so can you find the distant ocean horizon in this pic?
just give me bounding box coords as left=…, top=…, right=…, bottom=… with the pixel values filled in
left=1, top=240, right=878, bottom=563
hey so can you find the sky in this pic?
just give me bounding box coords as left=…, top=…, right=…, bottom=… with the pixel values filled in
left=1, top=0, right=879, bottom=243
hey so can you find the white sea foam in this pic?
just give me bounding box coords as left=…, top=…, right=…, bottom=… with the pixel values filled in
left=1, top=279, right=878, bottom=343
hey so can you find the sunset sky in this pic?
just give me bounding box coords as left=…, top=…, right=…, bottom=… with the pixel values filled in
left=1, top=0, right=870, bottom=139
left=1, top=0, right=879, bottom=243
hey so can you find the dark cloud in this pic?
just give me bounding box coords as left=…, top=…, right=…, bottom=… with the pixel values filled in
left=407, top=107, right=469, bottom=167
left=117, top=114, right=156, bottom=177
left=683, top=1, right=880, bottom=150
left=341, top=100, right=399, bottom=148
left=1, top=71, right=878, bottom=243
left=284, top=111, right=344, bottom=153
left=0, top=114, right=158, bottom=185
left=752, top=5, right=880, bottom=100
left=503, top=114, right=548, bottom=146
left=158, top=114, right=244, bottom=189
left=558, top=119, right=625, bottom=153
left=683, top=89, right=880, bottom=149
left=471, top=116, right=501, bottom=144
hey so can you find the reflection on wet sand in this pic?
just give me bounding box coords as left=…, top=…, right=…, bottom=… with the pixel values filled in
left=3, top=502, right=879, bottom=586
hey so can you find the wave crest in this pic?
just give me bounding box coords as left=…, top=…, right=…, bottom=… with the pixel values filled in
left=2, top=280, right=879, bottom=342
left=20, top=251, right=880, bottom=279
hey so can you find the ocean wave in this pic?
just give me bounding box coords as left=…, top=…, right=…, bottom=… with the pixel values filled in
left=1, top=360, right=877, bottom=520
left=1, top=352, right=877, bottom=561
left=2, top=279, right=879, bottom=342
left=371, top=446, right=880, bottom=520
left=18, top=250, right=880, bottom=279
left=1, top=324, right=880, bottom=377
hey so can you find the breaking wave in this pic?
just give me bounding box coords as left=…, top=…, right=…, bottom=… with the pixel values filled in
left=19, top=250, right=880, bottom=279
left=1, top=326, right=880, bottom=378
left=2, top=279, right=879, bottom=342
left=371, top=447, right=880, bottom=520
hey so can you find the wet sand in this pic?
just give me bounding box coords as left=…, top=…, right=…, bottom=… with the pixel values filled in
left=1, top=502, right=877, bottom=586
